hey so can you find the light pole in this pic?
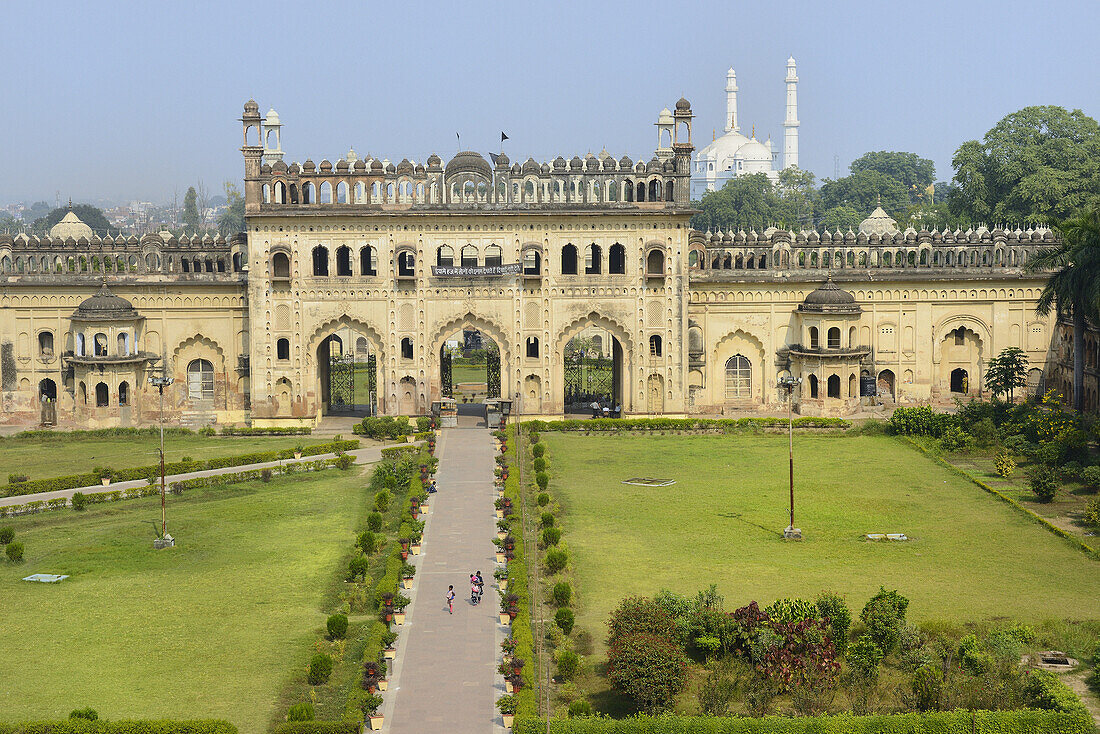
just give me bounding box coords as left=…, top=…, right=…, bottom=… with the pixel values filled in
left=778, top=376, right=802, bottom=540
left=148, top=368, right=175, bottom=548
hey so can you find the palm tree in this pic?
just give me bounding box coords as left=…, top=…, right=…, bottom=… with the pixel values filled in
left=1027, top=203, right=1100, bottom=411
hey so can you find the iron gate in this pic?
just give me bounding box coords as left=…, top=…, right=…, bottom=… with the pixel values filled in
left=329, top=352, right=355, bottom=411
left=441, top=351, right=453, bottom=398
left=564, top=355, right=614, bottom=405
left=486, top=349, right=501, bottom=398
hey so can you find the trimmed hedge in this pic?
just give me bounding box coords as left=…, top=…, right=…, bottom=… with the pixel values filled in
left=520, top=417, right=849, bottom=433
left=269, top=724, right=356, bottom=734
left=220, top=426, right=311, bottom=436
left=353, top=416, right=414, bottom=440
left=503, top=436, right=537, bottom=718
left=1, top=427, right=197, bottom=441
left=512, top=710, right=1094, bottom=734
left=0, top=722, right=238, bottom=734
left=0, top=440, right=358, bottom=499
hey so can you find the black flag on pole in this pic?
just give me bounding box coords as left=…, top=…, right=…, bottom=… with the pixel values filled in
left=501, top=132, right=509, bottom=143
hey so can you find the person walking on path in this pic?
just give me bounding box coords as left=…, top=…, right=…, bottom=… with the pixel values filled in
left=475, top=570, right=484, bottom=604
left=446, top=584, right=455, bottom=614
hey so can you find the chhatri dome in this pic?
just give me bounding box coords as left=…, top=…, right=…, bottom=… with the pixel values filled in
left=49, top=209, right=93, bottom=240
left=691, top=59, right=801, bottom=198
left=860, top=206, right=899, bottom=236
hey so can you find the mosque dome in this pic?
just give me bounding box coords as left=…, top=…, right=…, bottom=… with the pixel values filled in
left=50, top=210, right=93, bottom=240
left=798, top=278, right=860, bottom=314
left=445, top=151, right=492, bottom=178
left=72, top=283, right=141, bottom=321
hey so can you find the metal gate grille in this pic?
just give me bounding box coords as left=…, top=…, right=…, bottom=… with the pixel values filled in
left=329, top=352, right=355, bottom=411
left=441, top=352, right=453, bottom=398
left=486, top=350, right=501, bottom=398
left=564, top=355, right=613, bottom=404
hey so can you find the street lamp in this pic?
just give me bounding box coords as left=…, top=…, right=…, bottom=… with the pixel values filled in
left=148, top=368, right=175, bottom=548
left=778, top=375, right=802, bottom=540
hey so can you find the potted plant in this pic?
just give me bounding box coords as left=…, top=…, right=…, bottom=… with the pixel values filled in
left=380, top=592, right=394, bottom=623
left=94, top=466, right=113, bottom=486
left=494, top=566, right=508, bottom=591
left=504, top=593, right=519, bottom=620
left=410, top=540, right=421, bottom=555
left=509, top=657, right=524, bottom=676
left=382, top=630, right=398, bottom=660
left=293, top=445, right=303, bottom=459
left=499, top=609, right=511, bottom=626
left=501, top=637, right=517, bottom=659
left=393, top=594, right=410, bottom=624
left=401, top=563, right=416, bottom=590
left=502, top=535, right=515, bottom=552
left=363, top=693, right=384, bottom=730
left=508, top=673, right=524, bottom=692
left=495, top=549, right=507, bottom=564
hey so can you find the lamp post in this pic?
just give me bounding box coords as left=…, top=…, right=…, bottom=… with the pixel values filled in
left=778, top=376, right=802, bottom=540
left=148, top=368, right=175, bottom=548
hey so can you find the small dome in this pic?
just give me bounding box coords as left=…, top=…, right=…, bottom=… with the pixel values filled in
left=319, top=159, right=333, bottom=172
left=49, top=210, right=93, bottom=240
left=799, top=278, right=860, bottom=314
left=570, top=156, right=583, bottom=170
left=264, top=108, right=280, bottom=124
left=426, top=153, right=442, bottom=168
left=860, top=206, right=898, bottom=236
left=336, top=159, right=349, bottom=172
left=522, top=157, right=541, bottom=175
left=494, top=152, right=510, bottom=168
left=272, top=160, right=288, bottom=173
left=602, top=157, right=617, bottom=171
left=397, top=158, right=414, bottom=174
left=72, top=283, right=141, bottom=321
left=618, top=155, right=633, bottom=169
left=370, top=159, right=384, bottom=172
left=658, top=107, right=674, bottom=125
left=445, top=151, right=492, bottom=178
left=675, top=97, right=691, bottom=111
left=553, top=156, right=567, bottom=170
left=243, top=99, right=260, bottom=116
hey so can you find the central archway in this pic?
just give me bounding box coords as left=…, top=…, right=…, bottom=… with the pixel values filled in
left=307, top=317, right=385, bottom=417
left=556, top=312, right=633, bottom=417
left=429, top=312, right=513, bottom=424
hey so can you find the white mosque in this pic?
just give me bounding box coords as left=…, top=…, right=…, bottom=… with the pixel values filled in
left=691, top=57, right=799, bottom=198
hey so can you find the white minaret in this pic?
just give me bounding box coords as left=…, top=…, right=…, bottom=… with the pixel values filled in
left=783, top=57, right=799, bottom=169
left=262, top=108, right=283, bottom=165
left=725, top=67, right=739, bottom=133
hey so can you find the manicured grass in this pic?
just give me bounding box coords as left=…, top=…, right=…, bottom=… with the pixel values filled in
left=0, top=468, right=369, bottom=733
left=0, top=433, right=340, bottom=481
left=452, top=363, right=487, bottom=386
left=541, top=433, right=1100, bottom=656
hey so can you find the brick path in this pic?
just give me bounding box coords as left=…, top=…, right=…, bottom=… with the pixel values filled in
left=383, top=425, right=501, bottom=733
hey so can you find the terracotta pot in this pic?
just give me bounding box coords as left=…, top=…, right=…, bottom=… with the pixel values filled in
left=293, top=452, right=302, bottom=459
left=399, top=540, right=410, bottom=549
left=508, top=609, right=518, bottom=620
left=400, top=550, right=408, bottom=560
left=384, top=612, right=393, bottom=622
left=511, top=664, right=523, bottom=676
left=369, top=714, right=384, bottom=730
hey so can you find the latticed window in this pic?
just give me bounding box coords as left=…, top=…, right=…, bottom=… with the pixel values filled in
left=724, top=355, right=751, bottom=400
left=187, top=359, right=215, bottom=400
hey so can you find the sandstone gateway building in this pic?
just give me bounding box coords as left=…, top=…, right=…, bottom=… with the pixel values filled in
left=0, top=99, right=1069, bottom=429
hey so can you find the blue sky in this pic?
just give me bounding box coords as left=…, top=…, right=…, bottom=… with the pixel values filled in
left=4, top=0, right=1098, bottom=206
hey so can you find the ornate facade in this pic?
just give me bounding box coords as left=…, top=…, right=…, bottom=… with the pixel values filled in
left=0, top=97, right=1059, bottom=429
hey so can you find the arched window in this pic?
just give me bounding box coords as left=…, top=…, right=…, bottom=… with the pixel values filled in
left=397, top=250, right=415, bottom=277
left=356, top=337, right=368, bottom=353
left=78, top=381, right=87, bottom=405
left=336, top=181, right=348, bottom=204
left=312, top=246, right=329, bottom=276
left=649, top=334, right=663, bottom=357
left=273, top=251, right=290, bottom=278
left=809, top=327, right=819, bottom=349
left=39, top=378, right=57, bottom=403
left=187, top=359, right=215, bottom=400
left=526, top=336, right=539, bottom=358
left=561, top=244, right=578, bottom=275
left=335, top=245, right=352, bottom=276
left=277, top=338, right=290, bottom=360
left=609, top=243, right=626, bottom=274
left=485, top=244, right=502, bottom=268
left=94, top=333, right=108, bottom=357
left=302, top=182, right=314, bottom=204
left=38, top=331, right=54, bottom=356
left=523, top=249, right=541, bottom=275
left=585, top=244, right=602, bottom=274
left=117, top=332, right=129, bottom=356
left=827, top=374, right=841, bottom=398
left=646, top=249, right=665, bottom=275
left=827, top=327, right=840, bottom=349
left=76, top=333, right=85, bottom=356
left=401, top=337, right=414, bottom=359
left=724, top=355, right=751, bottom=400
left=808, top=374, right=818, bottom=398
left=119, top=381, right=130, bottom=406
left=319, top=181, right=332, bottom=203
left=95, top=382, right=109, bottom=407
left=437, top=245, right=454, bottom=267
left=232, top=252, right=242, bottom=271
left=461, top=245, right=479, bottom=268
left=360, top=246, right=377, bottom=276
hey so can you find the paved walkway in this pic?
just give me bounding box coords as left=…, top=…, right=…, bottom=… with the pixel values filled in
left=384, top=426, right=500, bottom=733
left=0, top=441, right=403, bottom=508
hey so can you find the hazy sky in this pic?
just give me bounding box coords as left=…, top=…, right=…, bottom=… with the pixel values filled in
left=5, top=0, right=1098, bottom=207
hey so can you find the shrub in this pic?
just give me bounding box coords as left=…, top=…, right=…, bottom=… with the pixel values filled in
left=336, top=454, right=354, bottom=470
left=764, top=597, right=818, bottom=627
left=1029, top=466, right=1059, bottom=503
left=607, top=596, right=679, bottom=648
left=357, top=531, right=378, bottom=555
left=367, top=511, right=383, bottom=532
left=533, top=456, right=547, bottom=472
left=68, top=708, right=99, bottom=721
left=957, top=633, right=993, bottom=675
left=496, top=694, right=517, bottom=716
left=307, top=652, right=333, bottom=684
left=995, top=451, right=1017, bottom=478
left=555, top=607, right=575, bottom=634
left=606, top=631, right=689, bottom=713
left=70, top=491, right=87, bottom=511
left=938, top=426, right=971, bottom=452
left=846, top=635, right=884, bottom=714
left=531, top=443, right=545, bottom=458
left=540, top=511, right=555, bottom=528
left=1023, top=669, right=1089, bottom=714
left=557, top=649, right=580, bottom=680
left=260, top=468, right=273, bottom=482
left=552, top=581, right=573, bottom=607
left=860, top=587, right=909, bottom=654
left=545, top=548, right=568, bottom=573
left=699, top=659, right=739, bottom=716
left=910, top=664, right=943, bottom=711
left=6, top=541, right=24, bottom=563
left=8, top=473, right=29, bottom=484
left=1084, top=497, right=1100, bottom=528
left=535, top=471, right=550, bottom=490
left=416, top=416, right=432, bottom=432
left=541, top=527, right=562, bottom=547
left=287, top=702, right=314, bottom=721
left=567, top=699, right=592, bottom=717
left=361, top=692, right=384, bottom=716
left=327, top=613, right=348, bottom=640
left=0, top=526, right=12, bottom=544
left=348, top=554, right=369, bottom=582
left=536, top=492, right=550, bottom=507
left=816, top=592, right=851, bottom=650
left=374, top=490, right=390, bottom=512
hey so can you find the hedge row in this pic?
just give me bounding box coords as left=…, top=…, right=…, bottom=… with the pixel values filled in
left=269, top=723, right=356, bottom=734
left=520, top=417, right=849, bottom=433
left=0, top=440, right=358, bottom=498
left=380, top=445, right=420, bottom=461
left=513, top=710, right=1094, bottom=734
left=219, top=426, right=311, bottom=436
left=0, top=722, right=237, bottom=734
left=503, top=437, right=538, bottom=718
left=903, top=437, right=1098, bottom=558
left=0, top=459, right=342, bottom=518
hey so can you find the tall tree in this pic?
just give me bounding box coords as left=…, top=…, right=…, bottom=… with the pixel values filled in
left=820, top=169, right=909, bottom=218
left=819, top=205, right=862, bottom=232
left=950, top=106, right=1100, bottom=224
left=182, top=186, right=200, bottom=230
left=774, top=167, right=821, bottom=229
left=36, top=204, right=112, bottom=236
left=984, top=347, right=1029, bottom=402
left=850, top=151, right=936, bottom=202
left=1026, top=202, right=1100, bottom=410
left=691, top=173, right=781, bottom=232
left=218, top=182, right=245, bottom=236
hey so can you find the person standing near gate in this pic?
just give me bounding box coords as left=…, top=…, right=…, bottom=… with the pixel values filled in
left=446, top=584, right=455, bottom=614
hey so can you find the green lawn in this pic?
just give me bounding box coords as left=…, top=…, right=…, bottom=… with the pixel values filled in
left=0, top=434, right=339, bottom=481
left=452, top=363, right=487, bottom=386
left=0, top=468, right=369, bottom=733
left=541, top=433, right=1100, bottom=655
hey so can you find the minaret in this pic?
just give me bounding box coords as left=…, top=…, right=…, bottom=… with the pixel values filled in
left=725, top=67, right=739, bottom=133
left=783, top=56, right=799, bottom=169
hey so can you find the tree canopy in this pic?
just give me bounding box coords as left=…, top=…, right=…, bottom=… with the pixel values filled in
left=820, top=169, right=910, bottom=218
left=217, top=182, right=245, bottom=236
left=691, top=170, right=820, bottom=232
left=950, top=106, right=1100, bottom=224
left=850, top=151, right=936, bottom=201
left=182, top=186, right=200, bottom=229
